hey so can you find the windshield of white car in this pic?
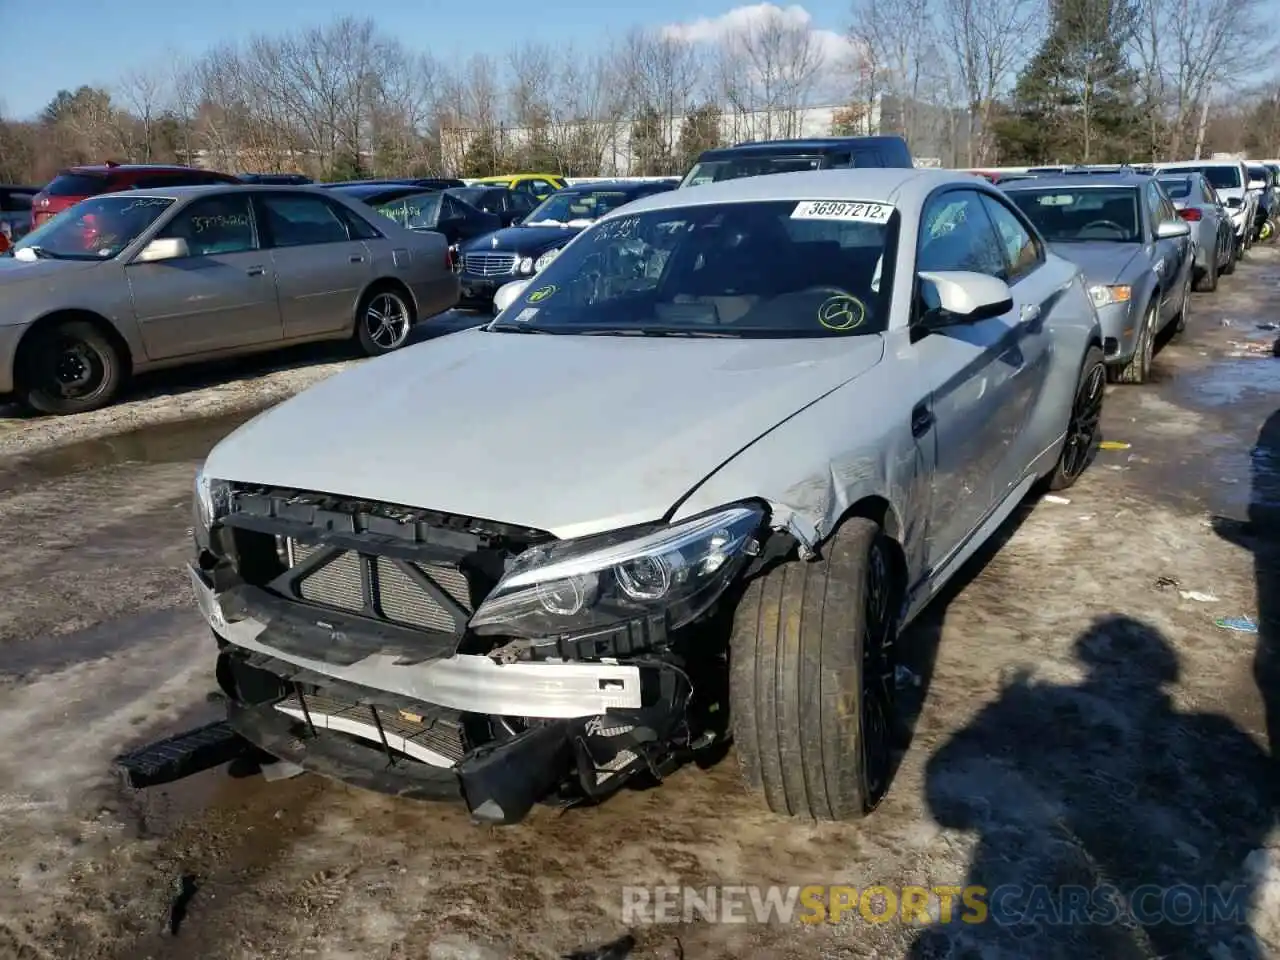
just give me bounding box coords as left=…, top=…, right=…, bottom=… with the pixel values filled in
left=523, top=190, right=633, bottom=227
left=1170, top=165, right=1242, bottom=190
left=681, top=156, right=826, bottom=188
left=12, top=195, right=175, bottom=260
left=489, top=199, right=895, bottom=338
left=1007, top=187, right=1141, bottom=242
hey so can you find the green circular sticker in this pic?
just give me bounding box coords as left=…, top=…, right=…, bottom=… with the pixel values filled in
left=817, top=295, right=866, bottom=332
left=527, top=284, right=558, bottom=303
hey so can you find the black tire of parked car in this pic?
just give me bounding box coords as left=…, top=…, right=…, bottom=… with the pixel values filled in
left=1111, top=301, right=1158, bottom=385
left=1046, top=345, right=1106, bottom=491
left=18, top=318, right=123, bottom=415
left=354, top=285, right=416, bottom=357
left=1171, top=273, right=1191, bottom=335
left=729, top=516, right=896, bottom=821
left=1222, top=239, right=1237, bottom=275
left=1193, top=250, right=1218, bottom=293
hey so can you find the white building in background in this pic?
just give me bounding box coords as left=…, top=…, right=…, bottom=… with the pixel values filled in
left=439, top=99, right=888, bottom=176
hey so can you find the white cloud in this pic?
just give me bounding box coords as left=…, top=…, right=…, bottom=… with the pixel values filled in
left=661, top=3, right=855, bottom=70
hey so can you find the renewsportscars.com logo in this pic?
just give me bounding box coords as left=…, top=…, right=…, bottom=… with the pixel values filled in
left=622, top=883, right=1251, bottom=928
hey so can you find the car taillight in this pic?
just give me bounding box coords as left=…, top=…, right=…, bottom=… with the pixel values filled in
left=1177, top=208, right=1202, bottom=221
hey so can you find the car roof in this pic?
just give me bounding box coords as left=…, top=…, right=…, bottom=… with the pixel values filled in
left=64, top=163, right=212, bottom=175
left=473, top=173, right=560, bottom=181
left=556, top=181, right=672, bottom=195
left=331, top=183, right=425, bottom=199
left=698, top=136, right=906, bottom=159
left=604, top=168, right=959, bottom=215
left=87, top=184, right=326, bottom=200
left=1154, top=159, right=1243, bottom=169
left=1000, top=172, right=1149, bottom=190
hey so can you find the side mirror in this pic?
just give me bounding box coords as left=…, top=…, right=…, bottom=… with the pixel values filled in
left=1156, top=219, right=1191, bottom=239
left=493, top=278, right=532, bottom=313
left=916, top=271, right=1013, bottom=328
left=136, top=236, right=189, bottom=263
left=1225, top=196, right=1243, bottom=209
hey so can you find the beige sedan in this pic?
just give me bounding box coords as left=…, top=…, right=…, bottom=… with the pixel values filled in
left=0, top=185, right=459, bottom=414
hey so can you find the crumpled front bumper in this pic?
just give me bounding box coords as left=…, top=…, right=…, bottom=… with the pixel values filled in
left=189, top=562, right=644, bottom=719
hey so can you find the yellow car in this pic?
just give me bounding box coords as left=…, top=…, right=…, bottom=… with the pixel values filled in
left=469, top=173, right=566, bottom=201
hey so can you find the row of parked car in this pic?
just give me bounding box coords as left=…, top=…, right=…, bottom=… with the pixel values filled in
left=0, top=136, right=1271, bottom=415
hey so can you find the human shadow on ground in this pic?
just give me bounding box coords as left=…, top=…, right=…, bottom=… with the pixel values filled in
left=1214, top=405, right=1280, bottom=759
left=909, top=615, right=1277, bottom=960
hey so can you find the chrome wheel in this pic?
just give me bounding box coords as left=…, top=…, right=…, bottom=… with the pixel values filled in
left=861, top=539, right=894, bottom=802
left=364, top=293, right=411, bottom=350
left=1060, top=360, right=1105, bottom=482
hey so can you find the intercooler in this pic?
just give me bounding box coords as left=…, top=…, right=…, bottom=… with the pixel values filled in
left=285, top=540, right=473, bottom=633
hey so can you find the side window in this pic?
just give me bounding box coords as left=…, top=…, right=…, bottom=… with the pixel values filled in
left=441, top=194, right=464, bottom=219
left=979, top=193, right=1043, bottom=282
left=528, top=179, right=554, bottom=195
left=916, top=189, right=1007, bottom=278
left=1142, top=182, right=1163, bottom=236
left=337, top=203, right=381, bottom=240
left=510, top=192, right=536, bottom=213
left=157, top=193, right=257, bottom=257
left=260, top=193, right=354, bottom=247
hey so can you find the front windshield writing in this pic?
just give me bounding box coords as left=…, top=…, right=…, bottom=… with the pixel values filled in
left=1007, top=187, right=1141, bottom=242
left=14, top=196, right=175, bottom=260
left=493, top=199, right=894, bottom=338
left=525, top=191, right=632, bottom=225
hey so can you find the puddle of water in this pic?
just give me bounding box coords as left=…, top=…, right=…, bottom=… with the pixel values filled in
left=0, top=408, right=259, bottom=491
left=1179, top=357, right=1280, bottom=408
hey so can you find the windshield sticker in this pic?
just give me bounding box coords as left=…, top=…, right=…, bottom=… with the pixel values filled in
left=817, top=295, right=866, bottom=332
left=527, top=284, right=557, bottom=303
left=513, top=307, right=539, bottom=323
left=792, top=200, right=893, bottom=224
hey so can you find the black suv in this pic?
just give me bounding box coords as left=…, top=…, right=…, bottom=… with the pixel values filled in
left=680, top=135, right=913, bottom=188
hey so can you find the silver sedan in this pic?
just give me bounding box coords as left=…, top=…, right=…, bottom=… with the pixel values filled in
left=0, top=185, right=459, bottom=414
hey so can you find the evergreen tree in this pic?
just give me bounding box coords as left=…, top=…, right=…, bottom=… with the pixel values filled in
left=677, top=102, right=724, bottom=172
left=630, top=106, right=671, bottom=176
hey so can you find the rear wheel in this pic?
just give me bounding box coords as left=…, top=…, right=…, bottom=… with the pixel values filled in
left=1222, top=237, right=1237, bottom=275
left=18, top=319, right=123, bottom=415
left=1172, top=274, right=1191, bottom=335
left=1047, top=346, right=1105, bottom=491
left=1193, top=252, right=1218, bottom=293
left=729, top=517, right=897, bottom=820
left=355, top=287, right=414, bottom=357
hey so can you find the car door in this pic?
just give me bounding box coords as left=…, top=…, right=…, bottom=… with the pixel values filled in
left=1143, top=181, right=1176, bottom=320
left=910, top=187, right=1030, bottom=570
left=978, top=191, right=1059, bottom=500
left=256, top=191, right=376, bottom=340
left=126, top=192, right=283, bottom=360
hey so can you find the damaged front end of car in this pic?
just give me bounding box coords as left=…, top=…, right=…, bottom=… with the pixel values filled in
left=190, top=471, right=788, bottom=824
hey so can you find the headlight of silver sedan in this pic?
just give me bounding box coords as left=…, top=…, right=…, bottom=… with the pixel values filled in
left=193, top=466, right=232, bottom=540
left=469, top=504, right=765, bottom=639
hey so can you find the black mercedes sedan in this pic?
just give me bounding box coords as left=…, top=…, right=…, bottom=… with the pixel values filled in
left=456, top=180, right=677, bottom=308
left=331, top=183, right=501, bottom=246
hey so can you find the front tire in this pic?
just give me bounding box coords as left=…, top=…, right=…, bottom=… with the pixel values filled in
left=355, top=287, right=414, bottom=357
left=18, top=319, right=123, bottom=415
left=1047, top=346, right=1105, bottom=491
left=1110, top=302, right=1157, bottom=385
left=729, top=517, right=896, bottom=820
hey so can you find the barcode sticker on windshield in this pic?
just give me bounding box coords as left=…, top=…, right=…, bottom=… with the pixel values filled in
left=791, top=200, right=894, bottom=224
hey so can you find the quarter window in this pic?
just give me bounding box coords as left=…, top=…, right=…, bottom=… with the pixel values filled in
left=917, top=189, right=1007, bottom=278
left=979, top=193, right=1042, bottom=282
left=157, top=194, right=257, bottom=256
left=260, top=194, right=355, bottom=247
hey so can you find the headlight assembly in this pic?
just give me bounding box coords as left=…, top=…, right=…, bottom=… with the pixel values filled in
left=518, top=257, right=535, bottom=274
left=193, top=466, right=232, bottom=535
left=534, top=248, right=562, bottom=272
left=469, top=504, right=765, bottom=639
left=1088, top=284, right=1132, bottom=309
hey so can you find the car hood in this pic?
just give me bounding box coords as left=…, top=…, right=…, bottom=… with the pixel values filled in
left=461, top=224, right=586, bottom=257
left=204, top=329, right=885, bottom=540
left=0, top=257, right=102, bottom=283
left=1046, top=242, right=1143, bottom=285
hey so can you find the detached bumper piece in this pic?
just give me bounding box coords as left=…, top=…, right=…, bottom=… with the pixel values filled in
left=113, top=720, right=249, bottom=789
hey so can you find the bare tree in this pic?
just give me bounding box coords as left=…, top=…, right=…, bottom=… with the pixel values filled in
left=116, top=64, right=166, bottom=161
left=717, top=8, right=826, bottom=141
left=620, top=28, right=703, bottom=164
left=942, top=0, right=1041, bottom=165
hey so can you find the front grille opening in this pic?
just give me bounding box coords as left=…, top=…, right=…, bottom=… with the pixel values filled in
left=288, top=540, right=473, bottom=633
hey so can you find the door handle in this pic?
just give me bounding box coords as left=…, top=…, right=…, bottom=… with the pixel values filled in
left=246, top=266, right=266, bottom=277
left=349, top=255, right=365, bottom=263
left=1020, top=304, right=1040, bottom=323
left=911, top=402, right=934, bottom=439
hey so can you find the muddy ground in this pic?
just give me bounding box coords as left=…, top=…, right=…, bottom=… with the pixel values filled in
left=0, top=264, right=1278, bottom=960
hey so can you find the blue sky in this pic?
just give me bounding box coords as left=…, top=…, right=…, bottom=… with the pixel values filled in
left=0, top=0, right=852, bottom=120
